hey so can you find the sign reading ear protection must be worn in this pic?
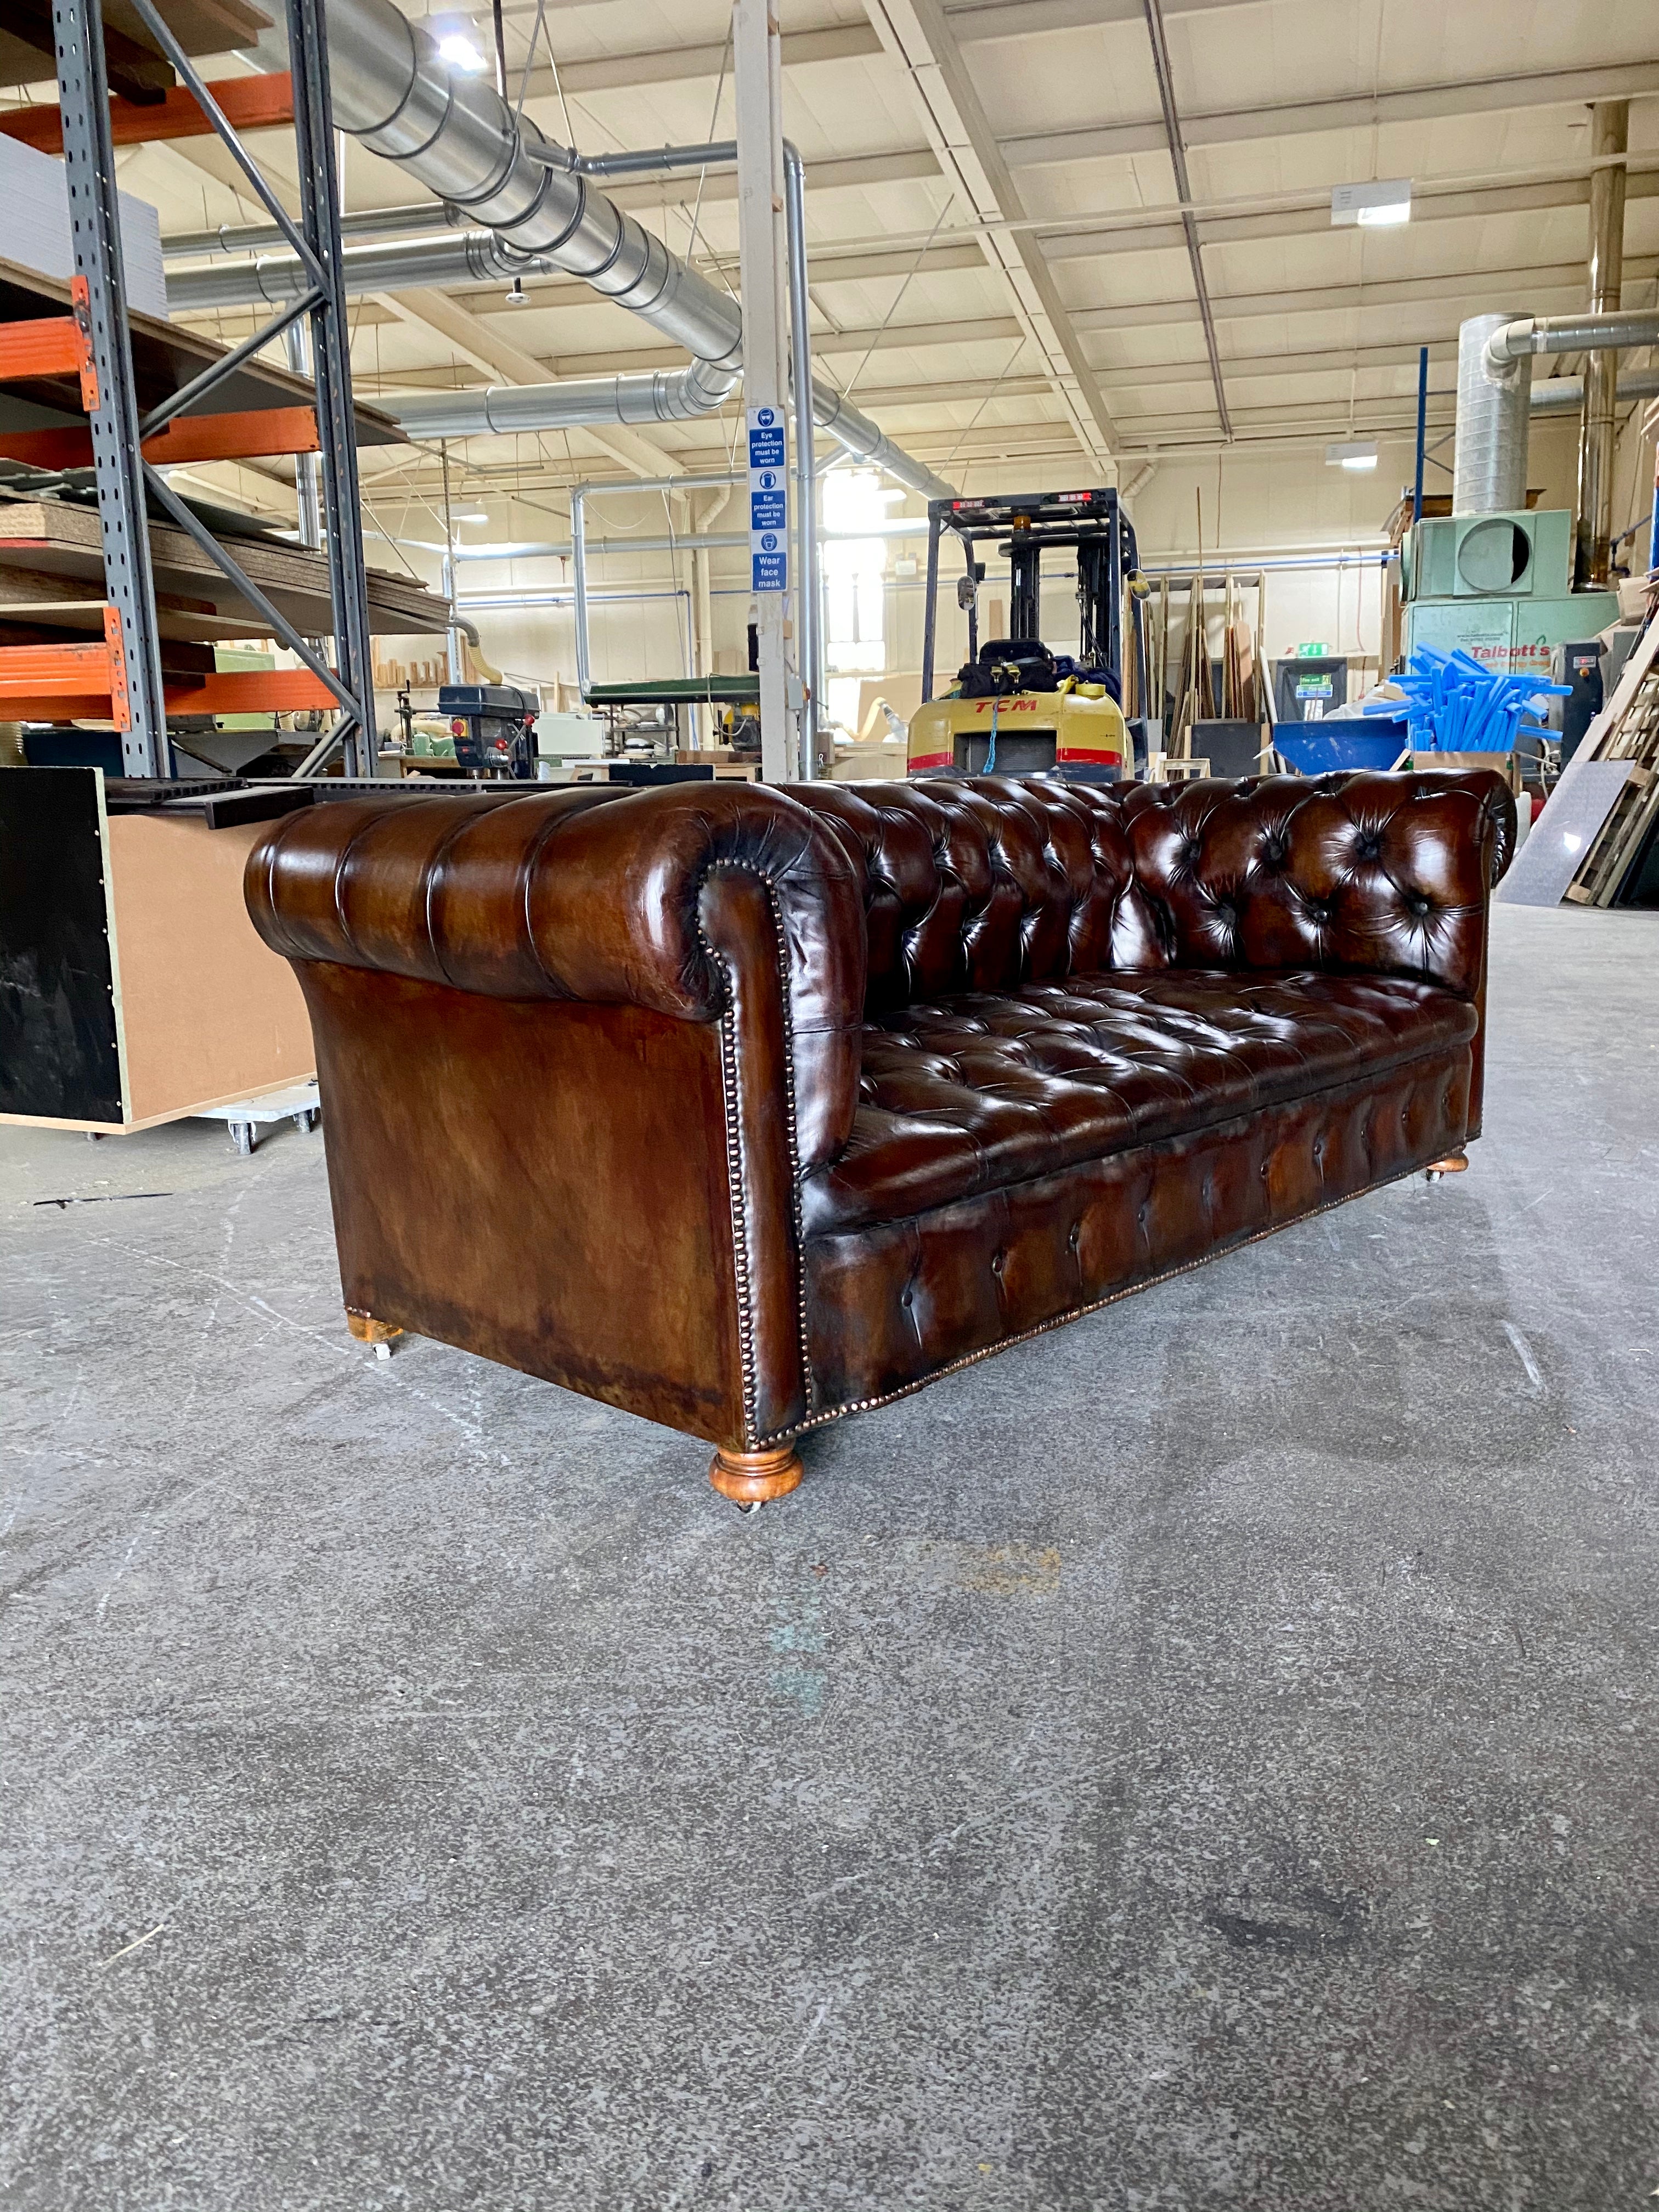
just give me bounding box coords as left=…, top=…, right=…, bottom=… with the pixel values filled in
left=747, top=407, right=788, bottom=592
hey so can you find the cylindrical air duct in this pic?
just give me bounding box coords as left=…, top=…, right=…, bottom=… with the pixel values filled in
left=315, top=0, right=951, bottom=498
left=324, top=0, right=744, bottom=373
left=1454, top=312, right=1531, bottom=515
left=1529, top=367, right=1659, bottom=415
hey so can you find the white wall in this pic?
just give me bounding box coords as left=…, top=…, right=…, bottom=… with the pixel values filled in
left=373, top=399, right=1651, bottom=725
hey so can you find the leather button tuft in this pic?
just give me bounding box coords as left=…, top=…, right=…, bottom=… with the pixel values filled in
left=901, top=1288, right=914, bottom=1308
left=1068, top=1222, right=1081, bottom=1249
left=991, top=1251, right=1005, bottom=1274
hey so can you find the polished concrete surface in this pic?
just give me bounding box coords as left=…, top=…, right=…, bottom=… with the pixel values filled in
left=3, top=904, right=1656, bottom=2209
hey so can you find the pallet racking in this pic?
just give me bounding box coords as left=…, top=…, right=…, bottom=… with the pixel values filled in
left=0, top=0, right=377, bottom=777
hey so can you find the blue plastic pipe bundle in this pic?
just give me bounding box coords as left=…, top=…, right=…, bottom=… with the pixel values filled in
left=1365, top=645, right=1570, bottom=754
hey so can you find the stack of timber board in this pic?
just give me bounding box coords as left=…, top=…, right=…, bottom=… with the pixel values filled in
left=1502, top=611, right=1659, bottom=907
left=1562, top=612, right=1659, bottom=906
left=0, top=1, right=273, bottom=92
left=0, top=499, right=450, bottom=643
left=0, top=255, right=443, bottom=647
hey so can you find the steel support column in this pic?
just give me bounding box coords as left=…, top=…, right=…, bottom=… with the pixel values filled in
left=1576, top=99, right=1629, bottom=588
left=53, top=0, right=168, bottom=776
left=734, top=0, right=796, bottom=783
left=287, top=0, right=376, bottom=775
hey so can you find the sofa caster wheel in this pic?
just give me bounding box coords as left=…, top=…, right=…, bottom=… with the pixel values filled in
left=1424, top=1153, right=1468, bottom=1183
left=709, top=1444, right=803, bottom=1506
left=347, top=1310, right=403, bottom=1353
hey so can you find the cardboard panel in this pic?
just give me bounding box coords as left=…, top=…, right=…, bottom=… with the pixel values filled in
left=106, top=814, right=315, bottom=1124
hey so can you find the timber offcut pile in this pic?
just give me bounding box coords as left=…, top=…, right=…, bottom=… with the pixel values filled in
left=0, top=496, right=449, bottom=645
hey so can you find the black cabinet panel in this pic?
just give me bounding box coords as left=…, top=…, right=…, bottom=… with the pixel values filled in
left=0, top=769, right=122, bottom=1122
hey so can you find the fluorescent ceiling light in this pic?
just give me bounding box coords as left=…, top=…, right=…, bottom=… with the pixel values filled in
left=450, top=510, right=490, bottom=523
left=437, top=32, right=486, bottom=71
left=1331, top=178, right=1412, bottom=228
left=1326, top=441, right=1379, bottom=471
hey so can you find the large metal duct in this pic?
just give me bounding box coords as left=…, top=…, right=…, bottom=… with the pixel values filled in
left=318, top=0, right=952, bottom=499
left=1458, top=298, right=1659, bottom=522
left=167, top=229, right=550, bottom=313
left=325, top=0, right=742, bottom=370
left=1528, top=368, right=1659, bottom=414
left=1485, top=309, right=1659, bottom=364
left=391, top=368, right=738, bottom=436
left=378, top=376, right=940, bottom=481
left=1454, top=312, right=1531, bottom=514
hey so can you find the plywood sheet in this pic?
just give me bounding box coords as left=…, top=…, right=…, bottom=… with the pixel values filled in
left=1496, top=756, right=1634, bottom=908
left=0, top=497, right=449, bottom=639
left=106, top=812, right=314, bottom=1123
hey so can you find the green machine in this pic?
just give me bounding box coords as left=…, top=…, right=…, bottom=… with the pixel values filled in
left=1401, top=509, right=1617, bottom=682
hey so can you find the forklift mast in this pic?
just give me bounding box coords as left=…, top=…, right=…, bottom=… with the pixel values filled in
left=920, top=487, right=1141, bottom=703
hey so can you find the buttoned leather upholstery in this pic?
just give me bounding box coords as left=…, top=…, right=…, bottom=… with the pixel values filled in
left=802, top=969, right=1477, bottom=1237
left=248, top=771, right=1513, bottom=1458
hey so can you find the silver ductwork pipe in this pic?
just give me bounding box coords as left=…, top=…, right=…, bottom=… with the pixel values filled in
left=389, top=364, right=738, bottom=437
left=165, top=200, right=462, bottom=259
left=325, top=0, right=743, bottom=371
left=317, top=0, right=951, bottom=499
left=380, top=373, right=944, bottom=483
left=1454, top=312, right=1531, bottom=515
left=167, top=228, right=554, bottom=313
left=1485, top=308, right=1659, bottom=365
left=1528, top=367, right=1659, bottom=414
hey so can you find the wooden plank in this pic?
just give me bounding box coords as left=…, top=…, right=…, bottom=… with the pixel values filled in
left=105, top=812, right=314, bottom=1126
left=0, top=1, right=274, bottom=95
left=0, top=74, right=292, bottom=156
left=0, top=500, right=449, bottom=640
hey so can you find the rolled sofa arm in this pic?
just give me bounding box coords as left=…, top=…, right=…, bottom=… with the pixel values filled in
left=245, top=780, right=868, bottom=1170
left=1113, top=769, right=1516, bottom=997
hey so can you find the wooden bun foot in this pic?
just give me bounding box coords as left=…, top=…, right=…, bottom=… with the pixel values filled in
left=709, top=1443, right=804, bottom=1506
left=347, top=1310, right=403, bottom=1345
left=1424, top=1153, right=1469, bottom=1182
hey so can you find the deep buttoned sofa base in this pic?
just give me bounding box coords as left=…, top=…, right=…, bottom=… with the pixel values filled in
left=246, top=771, right=1513, bottom=1491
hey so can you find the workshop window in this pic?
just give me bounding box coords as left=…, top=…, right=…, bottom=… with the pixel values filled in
left=823, top=469, right=887, bottom=674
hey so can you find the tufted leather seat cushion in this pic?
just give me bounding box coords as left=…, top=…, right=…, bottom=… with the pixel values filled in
left=799, top=967, right=1477, bottom=1235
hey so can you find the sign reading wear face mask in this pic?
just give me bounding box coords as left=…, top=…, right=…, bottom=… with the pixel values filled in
left=748, top=407, right=788, bottom=592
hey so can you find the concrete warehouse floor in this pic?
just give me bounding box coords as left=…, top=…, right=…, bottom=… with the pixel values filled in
left=2, top=902, right=1657, bottom=2210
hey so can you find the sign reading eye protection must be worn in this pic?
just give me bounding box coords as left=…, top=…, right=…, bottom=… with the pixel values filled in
left=747, top=407, right=788, bottom=592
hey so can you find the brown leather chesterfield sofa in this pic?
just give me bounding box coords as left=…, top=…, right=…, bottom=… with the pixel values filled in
left=246, top=770, right=1514, bottom=1505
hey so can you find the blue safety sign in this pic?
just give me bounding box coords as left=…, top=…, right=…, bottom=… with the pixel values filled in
left=747, top=407, right=788, bottom=592
left=747, top=404, right=786, bottom=471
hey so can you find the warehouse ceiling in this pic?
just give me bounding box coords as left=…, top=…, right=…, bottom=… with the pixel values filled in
left=4, top=0, right=1655, bottom=513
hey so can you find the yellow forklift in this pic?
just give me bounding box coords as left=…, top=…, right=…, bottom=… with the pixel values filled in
left=909, top=487, right=1142, bottom=781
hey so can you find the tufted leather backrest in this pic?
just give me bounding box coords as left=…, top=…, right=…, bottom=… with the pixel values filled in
left=792, top=770, right=1514, bottom=1008
left=247, top=781, right=870, bottom=1172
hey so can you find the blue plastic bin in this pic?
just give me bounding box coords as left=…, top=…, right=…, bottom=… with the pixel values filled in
left=1274, top=719, right=1409, bottom=776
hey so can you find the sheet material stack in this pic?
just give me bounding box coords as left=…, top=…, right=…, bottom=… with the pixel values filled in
left=0, top=131, right=168, bottom=319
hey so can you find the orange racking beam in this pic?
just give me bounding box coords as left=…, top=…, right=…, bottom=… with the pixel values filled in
left=0, top=319, right=84, bottom=382
left=0, top=638, right=337, bottom=729
left=0, top=75, right=295, bottom=156
left=0, top=406, right=323, bottom=472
